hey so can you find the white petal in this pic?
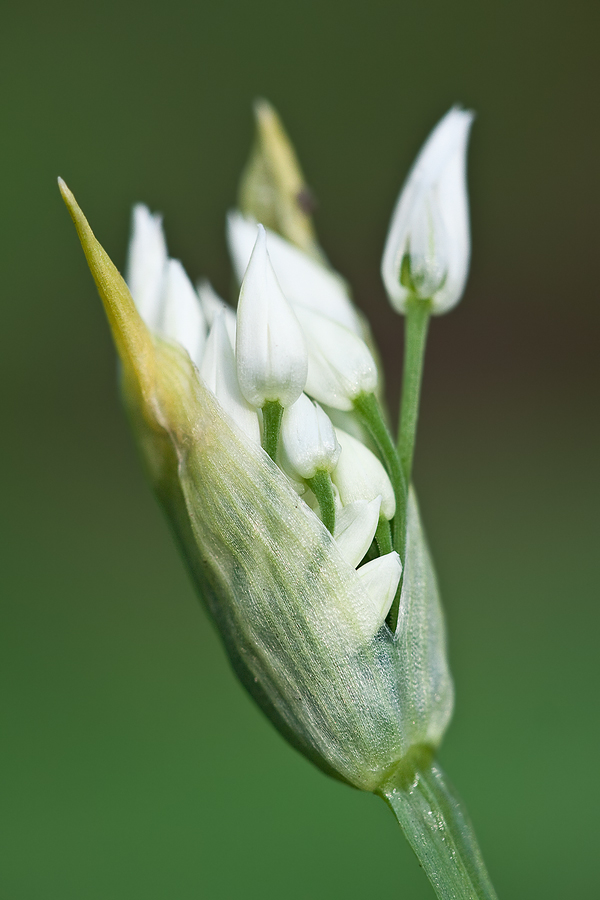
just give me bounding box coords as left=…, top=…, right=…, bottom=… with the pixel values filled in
left=160, top=260, right=206, bottom=368
left=355, top=552, right=402, bottom=634
left=332, top=428, right=395, bottom=519
left=200, top=313, right=261, bottom=444
left=281, top=394, right=340, bottom=479
left=236, top=225, right=308, bottom=408
left=227, top=212, right=362, bottom=334
left=197, top=279, right=237, bottom=345
left=430, top=136, right=472, bottom=313
left=294, top=307, right=378, bottom=411
left=125, top=204, right=167, bottom=330
left=334, top=497, right=381, bottom=568
left=381, top=107, right=474, bottom=314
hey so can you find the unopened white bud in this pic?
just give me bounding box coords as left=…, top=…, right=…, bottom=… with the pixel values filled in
left=281, top=394, right=340, bottom=480
left=293, top=307, right=378, bottom=412
left=201, top=313, right=261, bottom=444
left=227, top=212, right=362, bottom=334
left=125, top=204, right=167, bottom=330
left=381, top=106, right=474, bottom=314
left=332, top=428, right=395, bottom=519
left=236, top=225, right=308, bottom=408
left=355, top=552, right=402, bottom=634
left=160, top=259, right=206, bottom=368
left=334, top=497, right=381, bottom=568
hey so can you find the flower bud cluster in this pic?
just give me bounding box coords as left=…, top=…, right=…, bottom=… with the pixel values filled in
left=126, top=201, right=399, bottom=633
left=61, top=101, right=468, bottom=793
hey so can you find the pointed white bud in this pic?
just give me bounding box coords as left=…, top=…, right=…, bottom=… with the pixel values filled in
left=332, top=428, right=395, bottom=519
left=381, top=106, right=474, bottom=314
left=200, top=313, right=261, bottom=444
left=294, top=307, right=378, bottom=411
left=236, top=225, right=308, bottom=408
left=334, top=497, right=381, bottom=568
left=159, top=259, right=207, bottom=368
left=280, top=394, right=340, bottom=479
left=196, top=279, right=237, bottom=345
left=227, top=212, right=362, bottom=334
left=355, top=552, right=402, bottom=634
left=125, top=204, right=168, bottom=330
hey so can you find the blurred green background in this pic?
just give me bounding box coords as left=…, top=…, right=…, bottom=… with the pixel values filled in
left=1, top=0, right=599, bottom=896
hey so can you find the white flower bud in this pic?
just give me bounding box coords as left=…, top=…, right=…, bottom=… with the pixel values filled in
left=281, top=394, right=340, bottom=479
left=381, top=106, right=474, bottom=314
left=200, top=313, right=261, bottom=445
left=125, top=204, right=167, bottom=330
left=236, top=225, right=308, bottom=408
left=160, top=259, right=207, bottom=368
left=332, top=428, right=395, bottom=519
left=333, top=497, right=381, bottom=568
left=355, top=552, right=403, bottom=634
left=227, top=212, right=362, bottom=334
left=292, top=307, right=378, bottom=412
left=196, top=279, right=237, bottom=345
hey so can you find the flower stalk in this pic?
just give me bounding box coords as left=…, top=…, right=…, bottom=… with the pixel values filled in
left=307, top=469, right=337, bottom=535
left=262, top=399, right=284, bottom=461
left=377, top=748, right=498, bottom=900
left=397, top=297, right=432, bottom=484
left=353, top=390, right=408, bottom=622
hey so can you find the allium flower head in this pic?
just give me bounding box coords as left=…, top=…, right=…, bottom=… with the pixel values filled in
left=57, top=170, right=452, bottom=791
left=59, top=103, right=498, bottom=900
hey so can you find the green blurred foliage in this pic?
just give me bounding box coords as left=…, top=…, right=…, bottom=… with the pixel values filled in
left=1, top=0, right=599, bottom=896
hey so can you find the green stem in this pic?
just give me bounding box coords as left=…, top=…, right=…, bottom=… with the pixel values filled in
left=397, top=298, right=431, bottom=486
left=308, top=469, right=336, bottom=534
left=262, top=400, right=284, bottom=462
left=353, top=392, right=407, bottom=558
left=377, top=747, right=498, bottom=900
left=375, top=516, right=393, bottom=556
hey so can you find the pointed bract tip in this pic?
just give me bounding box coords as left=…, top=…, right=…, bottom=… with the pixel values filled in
left=253, top=96, right=274, bottom=121
left=57, top=176, right=73, bottom=205
left=58, top=179, right=156, bottom=399
left=58, top=177, right=86, bottom=230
